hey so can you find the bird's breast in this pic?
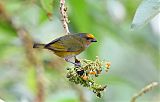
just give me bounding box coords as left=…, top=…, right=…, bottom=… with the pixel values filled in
left=54, top=50, right=83, bottom=58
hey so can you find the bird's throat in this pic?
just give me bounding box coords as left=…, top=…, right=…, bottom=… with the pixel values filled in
left=85, top=41, right=91, bottom=48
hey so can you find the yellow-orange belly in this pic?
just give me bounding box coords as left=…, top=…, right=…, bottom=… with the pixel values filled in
left=53, top=50, right=82, bottom=58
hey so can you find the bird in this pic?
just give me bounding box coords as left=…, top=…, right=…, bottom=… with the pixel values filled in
left=33, top=33, right=97, bottom=65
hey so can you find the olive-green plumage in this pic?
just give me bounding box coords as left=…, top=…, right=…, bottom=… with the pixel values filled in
left=33, top=33, right=97, bottom=62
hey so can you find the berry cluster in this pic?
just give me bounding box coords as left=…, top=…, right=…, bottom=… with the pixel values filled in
left=66, top=56, right=111, bottom=98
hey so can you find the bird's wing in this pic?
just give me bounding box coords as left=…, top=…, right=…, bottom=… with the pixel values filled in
left=45, top=36, right=84, bottom=52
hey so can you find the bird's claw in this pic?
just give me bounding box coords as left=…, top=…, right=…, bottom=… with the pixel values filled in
left=75, top=62, right=81, bottom=67
left=65, top=58, right=81, bottom=67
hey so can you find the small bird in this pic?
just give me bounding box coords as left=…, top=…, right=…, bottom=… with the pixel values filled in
left=33, top=33, right=97, bottom=65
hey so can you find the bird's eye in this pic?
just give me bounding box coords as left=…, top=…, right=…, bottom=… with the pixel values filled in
left=86, top=37, right=90, bottom=40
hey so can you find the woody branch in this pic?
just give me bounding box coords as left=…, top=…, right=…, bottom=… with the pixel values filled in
left=60, top=0, right=70, bottom=34
left=131, top=82, right=159, bottom=102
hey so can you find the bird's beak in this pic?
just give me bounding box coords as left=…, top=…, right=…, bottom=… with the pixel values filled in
left=91, top=38, right=97, bottom=42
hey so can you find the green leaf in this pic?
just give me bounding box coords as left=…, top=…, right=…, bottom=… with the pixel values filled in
left=131, top=0, right=160, bottom=29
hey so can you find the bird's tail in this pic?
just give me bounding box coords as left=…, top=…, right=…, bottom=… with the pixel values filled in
left=33, top=43, right=45, bottom=48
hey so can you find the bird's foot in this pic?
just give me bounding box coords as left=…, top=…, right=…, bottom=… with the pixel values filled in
left=65, top=58, right=81, bottom=67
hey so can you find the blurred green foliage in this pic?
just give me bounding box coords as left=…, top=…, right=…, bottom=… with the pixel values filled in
left=0, top=0, right=159, bottom=102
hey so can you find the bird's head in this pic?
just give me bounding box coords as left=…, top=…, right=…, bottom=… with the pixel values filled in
left=78, top=33, right=97, bottom=47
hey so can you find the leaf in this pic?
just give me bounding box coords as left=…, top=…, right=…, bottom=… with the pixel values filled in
left=131, top=0, right=160, bottom=29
